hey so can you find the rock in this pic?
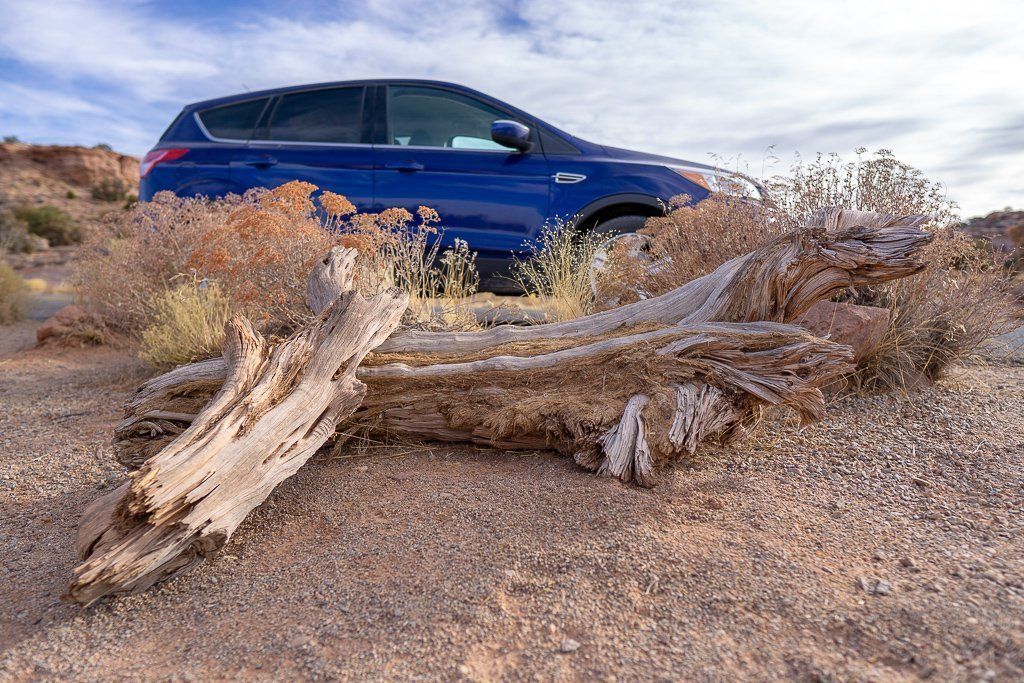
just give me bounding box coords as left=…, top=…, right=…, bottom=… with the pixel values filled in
left=25, top=234, right=50, bottom=252
left=962, top=209, right=1024, bottom=254
left=0, top=141, right=138, bottom=190
left=874, top=579, right=893, bottom=595
left=36, top=304, right=86, bottom=343
left=559, top=637, right=581, bottom=653
left=36, top=304, right=106, bottom=345
left=793, top=301, right=891, bottom=363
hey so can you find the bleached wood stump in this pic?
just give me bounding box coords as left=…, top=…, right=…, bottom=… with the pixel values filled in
left=68, top=249, right=407, bottom=605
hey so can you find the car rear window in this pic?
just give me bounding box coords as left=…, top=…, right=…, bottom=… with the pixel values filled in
left=267, top=87, right=365, bottom=143
left=198, top=98, right=269, bottom=140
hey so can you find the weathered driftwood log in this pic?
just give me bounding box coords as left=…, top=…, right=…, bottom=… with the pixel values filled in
left=112, top=209, right=931, bottom=472
left=68, top=249, right=407, bottom=605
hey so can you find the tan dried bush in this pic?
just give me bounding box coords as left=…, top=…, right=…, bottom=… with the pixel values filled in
left=0, top=260, right=26, bottom=323
left=851, top=227, right=1015, bottom=391
left=327, top=202, right=480, bottom=330
left=139, top=278, right=232, bottom=369
left=595, top=194, right=780, bottom=307
left=187, top=181, right=342, bottom=333
left=75, top=191, right=239, bottom=332
left=601, top=149, right=1016, bottom=390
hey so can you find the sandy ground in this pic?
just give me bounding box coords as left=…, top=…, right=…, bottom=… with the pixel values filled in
left=0, top=322, right=1022, bottom=681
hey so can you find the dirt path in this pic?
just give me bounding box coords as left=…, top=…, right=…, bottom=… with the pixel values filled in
left=0, top=339, right=1021, bottom=681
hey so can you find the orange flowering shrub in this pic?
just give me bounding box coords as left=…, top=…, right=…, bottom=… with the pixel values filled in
left=187, top=182, right=341, bottom=332
left=76, top=180, right=481, bottom=344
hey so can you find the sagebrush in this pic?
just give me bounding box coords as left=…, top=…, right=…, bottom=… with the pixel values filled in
left=91, top=178, right=129, bottom=202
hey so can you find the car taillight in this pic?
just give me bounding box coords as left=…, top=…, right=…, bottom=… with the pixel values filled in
left=140, top=148, right=188, bottom=178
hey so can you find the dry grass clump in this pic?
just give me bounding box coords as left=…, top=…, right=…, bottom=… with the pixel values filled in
left=513, top=219, right=605, bottom=321
left=601, top=149, right=1016, bottom=390
left=139, top=278, right=232, bottom=369
left=76, top=180, right=482, bottom=364
left=338, top=205, right=478, bottom=328
left=0, top=260, right=26, bottom=323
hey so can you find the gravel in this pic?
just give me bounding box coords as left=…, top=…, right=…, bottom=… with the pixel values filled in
left=1, top=341, right=1022, bottom=681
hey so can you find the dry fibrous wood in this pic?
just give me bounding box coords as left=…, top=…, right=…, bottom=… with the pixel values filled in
left=355, top=321, right=856, bottom=487
left=68, top=248, right=407, bottom=605
left=113, top=209, right=933, bottom=471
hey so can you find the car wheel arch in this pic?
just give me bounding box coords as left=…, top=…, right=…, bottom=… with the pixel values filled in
left=572, top=193, right=665, bottom=231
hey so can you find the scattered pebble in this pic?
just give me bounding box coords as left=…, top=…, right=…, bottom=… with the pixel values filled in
left=559, top=638, right=581, bottom=653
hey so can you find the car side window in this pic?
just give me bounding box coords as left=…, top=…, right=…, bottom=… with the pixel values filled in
left=267, top=87, right=365, bottom=143
left=198, top=98, right=269, bottom=140
left=386, top=86, right=517, bottom=151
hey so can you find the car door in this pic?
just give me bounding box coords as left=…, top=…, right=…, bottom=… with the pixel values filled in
left=230, top=85, right=374, bottom=212
left=180, top=97, right=274, bottom=198
left=373, top=84, right=551, bottom=256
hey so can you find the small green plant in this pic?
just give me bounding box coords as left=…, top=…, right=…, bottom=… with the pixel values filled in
left=0, top=261, right=26, bottom=323
left=93, top=143, right=113, bottom=152
left=139, top=278, right=233, bottom=369
left=14, top=204, right=81, bottom=245
left=66, top=189, right=77, bottom=199
left=513, top=219, right=604, bottom=321
left=91, top=178, right=129, bottom=202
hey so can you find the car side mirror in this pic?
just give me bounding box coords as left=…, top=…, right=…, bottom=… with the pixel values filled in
left=491, top=120, right=533, bottom=153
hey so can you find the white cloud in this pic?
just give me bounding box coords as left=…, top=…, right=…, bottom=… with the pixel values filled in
left=0, top=0, right=1021, bottom=214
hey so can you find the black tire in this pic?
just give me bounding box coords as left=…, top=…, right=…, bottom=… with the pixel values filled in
left=592, top=214, right=648, bottom=236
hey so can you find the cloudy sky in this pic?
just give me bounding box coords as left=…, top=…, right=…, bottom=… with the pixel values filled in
left=1, top=0, right=1021, bottom=215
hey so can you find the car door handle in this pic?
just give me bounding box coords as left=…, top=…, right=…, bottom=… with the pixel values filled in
left=243, top=155, right=277, bottom=168
left=385, top=161, right=424, bottom=172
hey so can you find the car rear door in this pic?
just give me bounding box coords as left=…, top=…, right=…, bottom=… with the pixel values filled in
left=179, top=97, right=273, bottom=198
left=372, top=84, right=551, bottom=256
left=230, top=85, right=374, bottom=211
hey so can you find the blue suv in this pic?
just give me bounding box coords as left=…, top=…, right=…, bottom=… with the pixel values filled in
left=141, top=79, right=749, bottom=291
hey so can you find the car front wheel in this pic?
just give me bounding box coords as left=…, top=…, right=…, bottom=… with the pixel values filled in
left=588, top=215, right=655, bottom=300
